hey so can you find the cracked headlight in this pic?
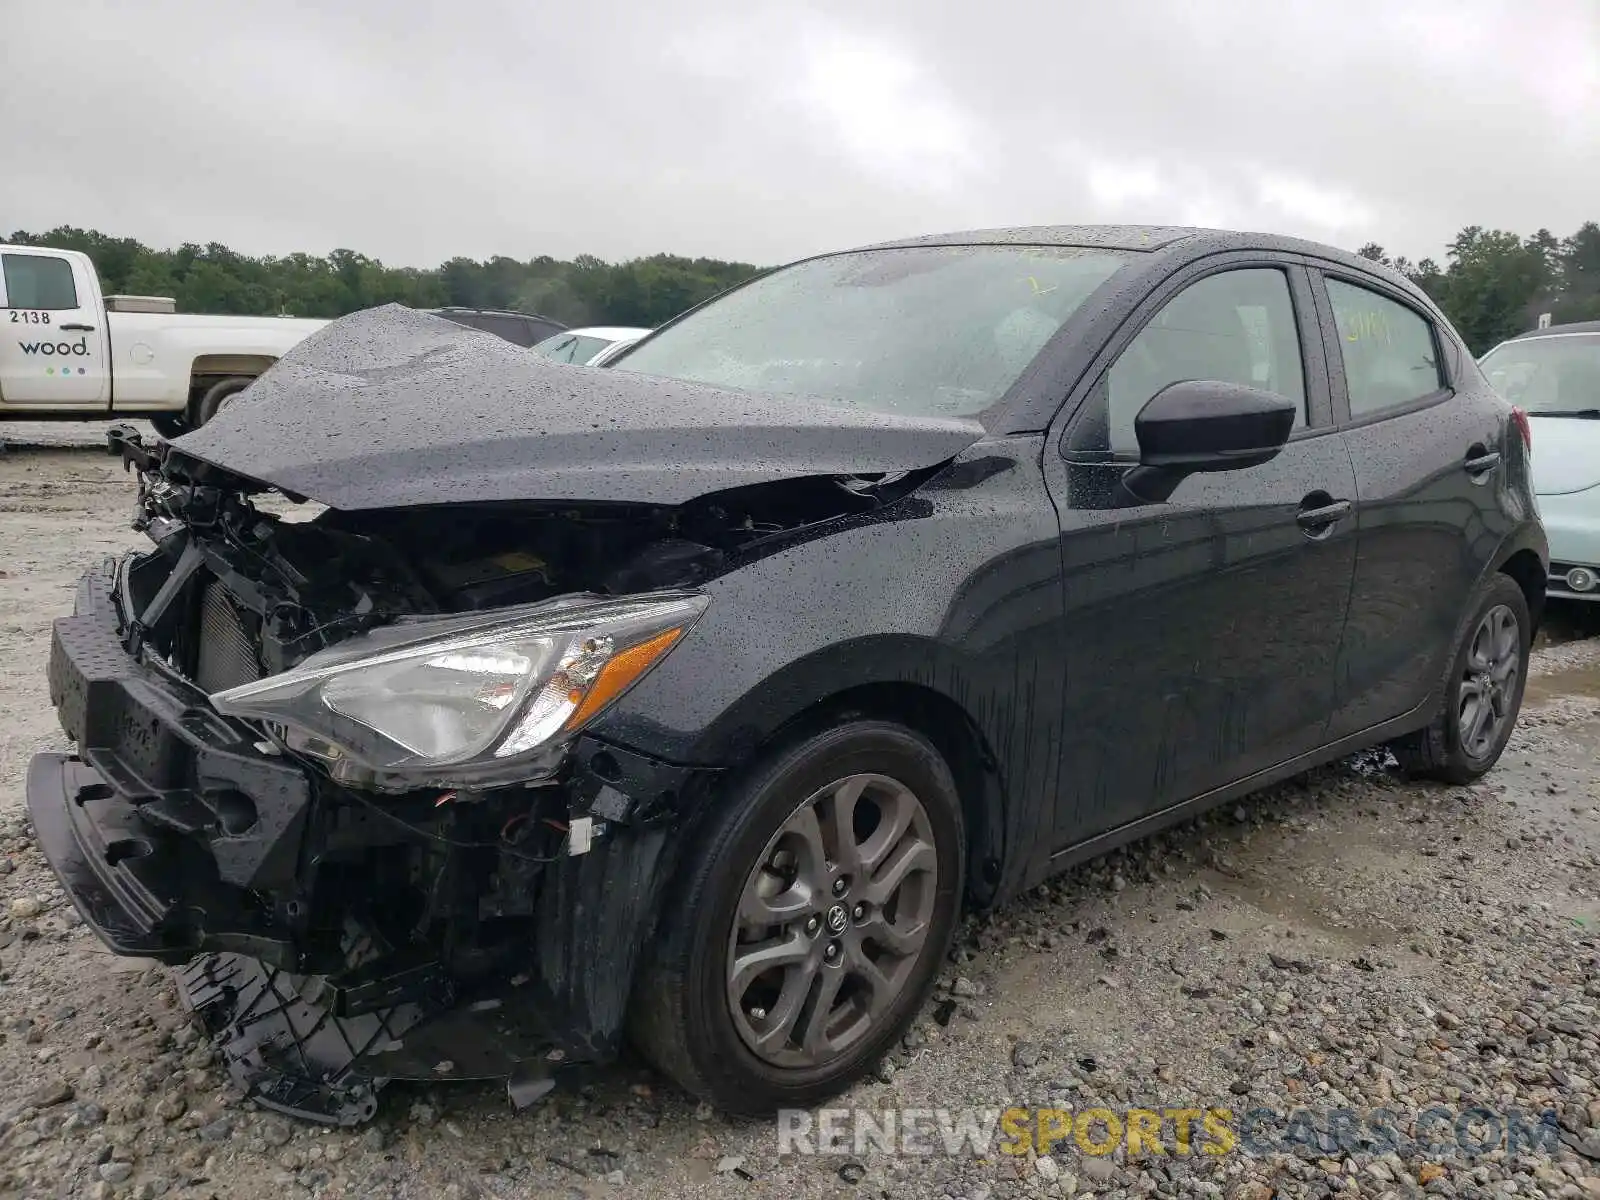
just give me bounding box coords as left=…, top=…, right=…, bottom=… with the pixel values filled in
left=210, top=591, right=706, bottom=788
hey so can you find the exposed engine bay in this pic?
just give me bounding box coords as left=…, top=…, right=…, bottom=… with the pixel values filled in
left=121, top=424, right=927, bottom=678
left=25, top=424, right=936, bottom=1124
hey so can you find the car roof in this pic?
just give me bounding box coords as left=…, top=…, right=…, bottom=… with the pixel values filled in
left=854, top=224, right=1202, bottom=253
left=1507, top=320, right=1600, bottom=340
left=850, top=223, right=1394, bottom=271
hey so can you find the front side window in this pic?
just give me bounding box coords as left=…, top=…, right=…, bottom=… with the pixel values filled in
left=2, top=253, right=79, bottom=310
left=1479, top=333, right=1600, bottom=415
left=616, top=245, right=1132, bottom=419
left=1087, top=268, right=1307, bottom=456
left=1325, top=279, right=1443, bottom=418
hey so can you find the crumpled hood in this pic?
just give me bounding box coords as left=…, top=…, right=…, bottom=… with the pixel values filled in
left=1528, top=416, right=1600, bottom=495
left=172, top=304, right=985, bottom=510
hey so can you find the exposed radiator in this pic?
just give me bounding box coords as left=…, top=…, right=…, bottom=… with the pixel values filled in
left=194, top=580, right=265, bottom=693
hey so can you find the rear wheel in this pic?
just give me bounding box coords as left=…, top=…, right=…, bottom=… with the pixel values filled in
left=1389, top=573, right=1529, bottom=783
left=195, top=376, right=257, bottom=425
left=150, top=413, right=189, bottom=438
left=629, top=720, right=964, bottom=1114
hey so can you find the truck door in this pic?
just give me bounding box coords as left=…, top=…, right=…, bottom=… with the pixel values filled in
left=0, top=249, right=111, bottom=407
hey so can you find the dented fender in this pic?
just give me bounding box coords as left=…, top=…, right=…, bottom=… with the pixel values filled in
left=590, top=437, right=1068, bottom=905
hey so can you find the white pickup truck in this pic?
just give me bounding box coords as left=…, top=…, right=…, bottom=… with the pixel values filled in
left=1, top=243, right=327, bottom=433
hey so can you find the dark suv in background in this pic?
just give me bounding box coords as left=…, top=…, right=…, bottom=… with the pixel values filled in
left=426, top=306, right=566, bottom=347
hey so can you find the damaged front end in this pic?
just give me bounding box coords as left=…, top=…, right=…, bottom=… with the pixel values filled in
left=28, top=424, right=933, bottom=1124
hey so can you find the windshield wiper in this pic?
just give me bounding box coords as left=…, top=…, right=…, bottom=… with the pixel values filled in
left=1529, top=408, right=1600, bottom=418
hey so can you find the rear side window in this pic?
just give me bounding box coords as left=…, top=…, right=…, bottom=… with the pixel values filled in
left=438, top=311, right=536, bottom=346
left=1097, top=267, right=1307, bottom=456
left=1326, top=279, right=1443, bottom=418
left=525, top=317, right=565, bottom=344
left=2, top=253, right=79, bottom=309
left=484, top=315, right=537, bottom=346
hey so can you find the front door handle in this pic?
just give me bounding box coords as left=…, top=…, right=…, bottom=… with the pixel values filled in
left=1464, top=450, right=1501, bottom=478
left=1296, top=497, right=1352, bottom=535
left=59, top=322, right=96, bottom=332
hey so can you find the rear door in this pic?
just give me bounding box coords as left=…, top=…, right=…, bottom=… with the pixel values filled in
left=1043, top=256, right=1359, bottom=844
left=0, top=249, right=111, bottom=407
left=1309, top=266, right=1511, bottom=739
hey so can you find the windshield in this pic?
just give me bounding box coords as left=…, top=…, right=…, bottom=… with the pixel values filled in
left=1479, top=333, right=1600, bottom=414
left=615, top=245, right=1132, bottom=417
left=533, top=332, right=613, bottom=364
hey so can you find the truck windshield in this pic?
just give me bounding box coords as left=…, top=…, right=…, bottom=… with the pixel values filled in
left=615, top=245, right=1131, bottom=418
left=1479, top=333, right=1600, bottom=415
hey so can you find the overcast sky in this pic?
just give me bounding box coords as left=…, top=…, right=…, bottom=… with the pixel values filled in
left=4, top=0, right=1596, bottom=269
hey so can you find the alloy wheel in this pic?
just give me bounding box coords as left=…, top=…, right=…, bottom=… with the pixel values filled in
left=726, top=772, right=938, bottom=1069
left=1457, top=603, right=1520, bottom=759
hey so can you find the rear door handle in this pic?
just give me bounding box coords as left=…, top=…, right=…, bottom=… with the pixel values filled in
left=1296, top=498, right=1352, bottom=535
left=1464, top=450, right=1501, bottom=477
left=59, top=323, right=96, bottom=332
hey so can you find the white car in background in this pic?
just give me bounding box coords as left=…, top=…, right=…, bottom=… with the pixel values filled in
left=1480, top=320, right=1600, bottom=601
left=531, top=325, right=651, bottom=367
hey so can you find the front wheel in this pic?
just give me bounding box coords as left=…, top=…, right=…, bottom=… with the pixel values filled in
left=1389, top=573, right=1530, bottom=783
left=629, top=720, right=965, bottom=1114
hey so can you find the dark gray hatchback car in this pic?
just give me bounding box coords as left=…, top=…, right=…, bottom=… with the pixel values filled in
left=28, top=225, right=1546, bottom=1123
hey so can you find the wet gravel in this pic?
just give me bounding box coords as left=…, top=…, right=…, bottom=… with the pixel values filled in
left=0, top=439, right=1597, bottom=1200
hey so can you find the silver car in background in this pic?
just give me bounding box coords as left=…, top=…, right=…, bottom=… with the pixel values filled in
left=1480, top=320, right=1600, bottom=600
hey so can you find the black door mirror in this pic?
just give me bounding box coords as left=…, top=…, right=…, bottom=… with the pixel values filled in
left=1117, top=380, right=1297, bottom=505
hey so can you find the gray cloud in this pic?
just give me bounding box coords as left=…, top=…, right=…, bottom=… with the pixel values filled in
left=4, top=0, right=1596, bottom=268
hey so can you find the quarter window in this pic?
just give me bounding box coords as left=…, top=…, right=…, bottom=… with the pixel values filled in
left=1093, top=268, right=1307, bottom=456
left=1325, top=279, right=1443, bottom=418
left=1, top=253, right=79, bottom=310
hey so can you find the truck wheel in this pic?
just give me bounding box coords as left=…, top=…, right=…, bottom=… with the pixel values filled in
left=628, top=720, right=964, bottom=1115
left=195, top=376, right=257, bottom=425
left=150, top=414, right=189, bottom=438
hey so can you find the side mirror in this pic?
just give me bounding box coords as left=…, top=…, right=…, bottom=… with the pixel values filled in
left=1118, top=380, right=1296, bottom=505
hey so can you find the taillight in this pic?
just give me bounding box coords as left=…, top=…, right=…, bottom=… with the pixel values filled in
left=1511, top=406, right=1532, bottom=449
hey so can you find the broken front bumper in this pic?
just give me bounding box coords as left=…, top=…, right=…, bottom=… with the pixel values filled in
left=27, top=557, right=688, bottom=1124
left=30, top=557, right=313, bottom=964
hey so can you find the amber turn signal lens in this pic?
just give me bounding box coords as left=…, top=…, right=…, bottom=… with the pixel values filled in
left=563, top=627, right=684, bottom=730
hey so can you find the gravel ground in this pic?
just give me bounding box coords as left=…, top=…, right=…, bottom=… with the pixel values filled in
left=1, top=433, right=1598, bottom=1200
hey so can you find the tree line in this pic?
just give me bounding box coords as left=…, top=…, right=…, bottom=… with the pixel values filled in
left=3, top=226, right=764, bottom=331
left=1357, top=222, right=1600, bottom=353
left=8, top=221, right=1600, bottom=353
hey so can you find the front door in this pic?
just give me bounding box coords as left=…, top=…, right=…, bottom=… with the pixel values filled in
left=0, top=250, right=110, bottom=407
left=1042, top=260, right=1359, bottom=845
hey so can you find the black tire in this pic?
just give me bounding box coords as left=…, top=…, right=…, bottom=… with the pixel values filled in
left=150, top=413, right=189, bottom=439
left=1389, top=572, right=1530, bottom=783
left=195, top=376, right=257, bottom=425
left=628, top=720, right=965, bottom=1115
